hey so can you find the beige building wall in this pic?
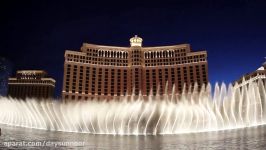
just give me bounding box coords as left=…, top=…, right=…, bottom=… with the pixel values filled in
left=235, top=61, right=266, bottom=88
left=8, top=70, right=55, bottom=99
left=62, top=36, right=208, bottom=101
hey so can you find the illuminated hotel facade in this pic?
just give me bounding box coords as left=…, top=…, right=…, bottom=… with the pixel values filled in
left=8, top=70, right=55, bottom=99
left=235, top=61, right=266, bottom=88
left=62, top=36, right=208, bottom=101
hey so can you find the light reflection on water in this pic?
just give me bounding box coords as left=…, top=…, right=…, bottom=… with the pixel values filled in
left=1, top=124, right=266, bottom=149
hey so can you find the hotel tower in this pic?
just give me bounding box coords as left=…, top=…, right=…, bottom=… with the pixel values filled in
left=8, top=70, right=55, bottom=99
left=62, top=36, right=208, bottom=101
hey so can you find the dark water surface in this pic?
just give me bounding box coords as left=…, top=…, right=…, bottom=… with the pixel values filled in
left=1, top=124, right=266, bottom=149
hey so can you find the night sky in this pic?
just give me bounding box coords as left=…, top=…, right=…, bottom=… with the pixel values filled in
left=1, top=0, right=266, bottom=97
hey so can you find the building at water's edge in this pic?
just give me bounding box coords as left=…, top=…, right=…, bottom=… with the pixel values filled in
left=62, top=36, right=208, bottom=101
left=235, top=60, right=266, bottom=88
left=8, top=70, right=55, bottom=99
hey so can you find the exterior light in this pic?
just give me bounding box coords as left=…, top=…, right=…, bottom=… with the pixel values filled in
left=130, top=35, right=143, bottom=47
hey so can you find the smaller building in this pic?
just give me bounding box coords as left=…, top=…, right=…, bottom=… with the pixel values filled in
left=235, top=61, right=266, bottom=88
left=8, top=70, right=55, bottom=99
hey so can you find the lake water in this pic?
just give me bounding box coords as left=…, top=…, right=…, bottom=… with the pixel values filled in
left=1, top=124, right=266, bottom=149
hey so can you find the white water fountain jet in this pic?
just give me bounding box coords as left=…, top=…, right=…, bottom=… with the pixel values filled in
left=0, top=80, right=266, bottom=135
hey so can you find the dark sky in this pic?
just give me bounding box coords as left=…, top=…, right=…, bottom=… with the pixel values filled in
left=1, top=0, right=266, bottom=97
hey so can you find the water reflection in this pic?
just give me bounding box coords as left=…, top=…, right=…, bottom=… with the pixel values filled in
left=1, top=125, right=266, bottom=149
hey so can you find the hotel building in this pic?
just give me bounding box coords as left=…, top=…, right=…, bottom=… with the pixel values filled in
left=235, top=61, right=266, bottom=88
left=62, top=36, right=208, bottom=101
left=8, top=70, right=55, bottom=99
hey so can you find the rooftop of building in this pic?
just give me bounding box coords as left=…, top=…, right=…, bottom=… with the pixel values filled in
left=17, top=70, right=47, bottom=75
left=8, top=70, right=56, bottom=83
left=79, top=35, right=203, bottom=52
left=235, top=60, right=266, bottom=84
left=8, top=77, right=56, bottom=83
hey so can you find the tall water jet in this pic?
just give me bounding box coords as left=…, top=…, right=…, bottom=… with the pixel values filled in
left=0, top=80, right=266, bottom=135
